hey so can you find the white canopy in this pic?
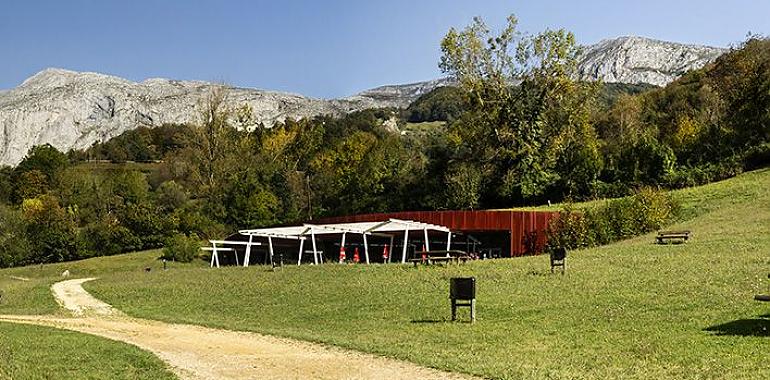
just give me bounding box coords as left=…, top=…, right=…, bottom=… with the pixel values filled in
left=237, top=218, right=452, bottom=266
left=239, top=218, right=449, bottom=237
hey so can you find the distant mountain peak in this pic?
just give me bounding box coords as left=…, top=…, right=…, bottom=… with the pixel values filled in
left=0, top=35, right=728, bottom=166
left=576, top=36, right=726, bottom=86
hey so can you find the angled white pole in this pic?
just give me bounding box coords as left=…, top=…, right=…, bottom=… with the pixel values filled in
left=446, top=232, right=452, bottom=257
left=297, top=238, right=305, bottom=266
left=268, top=236, right=274, bottom=266
left=362, top=233, right=370, bottom=264
left=311, top=228, right=319, bottom=265
left=388, top=235, right=394, bottom=263
left=211, top=243, right=219, bottom=268
left=401, top=228, right=409, bottom=263
left=244, top=234, right=254, bottom=267
left=423, top=228, right=430, bottom=251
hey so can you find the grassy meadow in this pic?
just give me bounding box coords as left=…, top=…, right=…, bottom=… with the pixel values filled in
left=0, top=322, right=176, bottom=380
left=2, top=169, right=770, bottom=379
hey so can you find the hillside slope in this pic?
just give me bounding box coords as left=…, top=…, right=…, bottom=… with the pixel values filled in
left=3, top=168, right=770, bottom=379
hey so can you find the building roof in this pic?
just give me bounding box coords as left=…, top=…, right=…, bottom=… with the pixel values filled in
left=239, top=218, right=450, bottom=240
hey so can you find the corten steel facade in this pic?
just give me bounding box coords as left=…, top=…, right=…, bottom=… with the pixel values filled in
left=317, top=210, right=559, bottom=257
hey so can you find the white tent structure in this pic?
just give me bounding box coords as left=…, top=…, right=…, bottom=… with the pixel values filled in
left=235, top=218, right=452, bottom=267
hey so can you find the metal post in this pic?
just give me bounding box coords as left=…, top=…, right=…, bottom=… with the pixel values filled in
left=446, top=232, right=452, bottom=257
left=268, top=236, right=274, bottom=266
left=244, top=234, right=254, bottom=267
left=388, top=235, right=394, bottom=263
left=401, top=229, right=409, bottom=263
left=423, top=228, right=430, bottom=251
left=363, top=233, right=370, bottom=264
left=311, top=229, right=319, bottom=265
left=297, top=238, right=305, bottom=266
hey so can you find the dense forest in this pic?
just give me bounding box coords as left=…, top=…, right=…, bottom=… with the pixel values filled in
left=1, top=15, right=769, bottom=267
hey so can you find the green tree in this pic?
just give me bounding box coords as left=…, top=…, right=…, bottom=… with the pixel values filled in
left=22, top=195, right=80, bottom=264
left=16, top=144, right=69, bottom=185
left=439, top=15, right=601, bottom=205
left=0, top=205, right=32, bottom=267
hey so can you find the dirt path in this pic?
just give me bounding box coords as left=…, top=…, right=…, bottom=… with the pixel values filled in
left=0, top=279, right=479, bottom=380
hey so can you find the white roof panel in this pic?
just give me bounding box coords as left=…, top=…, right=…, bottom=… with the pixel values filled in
left=239, top=218, right=450, bottom=239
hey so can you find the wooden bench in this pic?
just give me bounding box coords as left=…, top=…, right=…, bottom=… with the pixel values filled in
left=656, top=230, right=691, bottom=244
left=410, top=250, right=470, bottom=267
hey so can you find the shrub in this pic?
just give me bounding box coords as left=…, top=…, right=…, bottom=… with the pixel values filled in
left=547, top=188, right=679, bottom=251
left=161, top=233, right=201, bottom=263
left=79, top=220, right=141, bottom=257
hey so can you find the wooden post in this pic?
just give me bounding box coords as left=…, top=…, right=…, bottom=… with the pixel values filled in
left=244, top=234, right=253, bottom=267
left=363, top=233, right=370, bottom=264
left=401, top=229, right=409, bottom=263
left=297, top=238, right=305, bottom=266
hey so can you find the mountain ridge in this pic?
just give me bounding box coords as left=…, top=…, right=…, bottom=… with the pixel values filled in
left=0, top=36, right=728, bottom=166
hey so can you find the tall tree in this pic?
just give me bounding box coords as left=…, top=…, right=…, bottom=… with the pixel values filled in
left=439, top=15, right=602, bottom=205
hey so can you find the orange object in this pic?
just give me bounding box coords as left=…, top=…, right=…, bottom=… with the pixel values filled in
left=382, top=244, right=389, bottom=261
left=338, top=246, right=346, bottom=263
left=353, top=247, right=360, bottom=263
left=421, top=244, right=427, bottom=260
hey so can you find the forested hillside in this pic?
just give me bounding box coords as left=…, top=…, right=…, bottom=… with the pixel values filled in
left=1, top=15, right=768, bottom=267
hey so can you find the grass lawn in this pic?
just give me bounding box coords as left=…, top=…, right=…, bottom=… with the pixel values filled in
left=0, top=322, right=176, bottom=380
left=3, top=169, right=770, bottom=379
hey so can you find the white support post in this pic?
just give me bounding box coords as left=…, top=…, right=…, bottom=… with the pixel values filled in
left=388, top=235, right=394, bottom=263
left=311, top=229, right=319, bottom=265
left=268, top=236, right=274, bottom=266
left=244, top=234, right=253, bottom=267
left=423, top=228, right=430, bottom=252
left=210, top=245, right=215, bottom=267
left=297, top=238, right=305, bottom=266
left=339, top=232, right=347, bottom=263
left=401, top=229, right=409, bottom=264
left=211, top=242, right=220, bottom=268
left=362, top=233, right=370, bottom=264
left=446, top=232, right=452, bottom=257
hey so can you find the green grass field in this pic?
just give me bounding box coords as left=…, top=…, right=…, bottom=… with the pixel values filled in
left=2, top=169, right=770, bottom=379
left=0, top=322, right=176, bottom=379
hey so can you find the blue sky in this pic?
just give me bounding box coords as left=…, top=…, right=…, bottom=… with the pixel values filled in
left=0, top=0, right=766, bottom=98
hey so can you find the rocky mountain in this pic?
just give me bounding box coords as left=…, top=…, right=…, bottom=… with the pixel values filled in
left=0, top=36, right=726, bottom=166
left=0, top=69, right=406, bottom=166
left=576, top=36, right=727, bottom=86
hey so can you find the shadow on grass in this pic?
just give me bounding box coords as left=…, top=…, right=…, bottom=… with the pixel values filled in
left=410, top=319, right=447, bottom=324
left=704, top=317, right=770, bottom=337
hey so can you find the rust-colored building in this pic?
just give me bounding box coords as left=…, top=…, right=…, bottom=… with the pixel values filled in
left=317, top=210, right=558, bottom=257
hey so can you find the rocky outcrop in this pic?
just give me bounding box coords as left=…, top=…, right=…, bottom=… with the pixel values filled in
left=0, top=36, right=727, bottom=166
left=576, top=36, right=726, bottom=86
left=0, top=69, right=400, bottom=165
